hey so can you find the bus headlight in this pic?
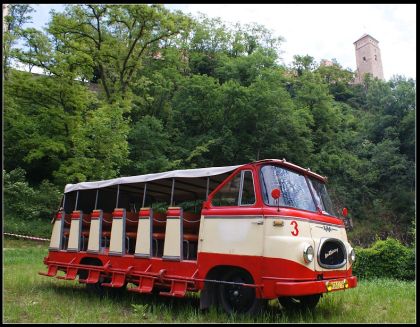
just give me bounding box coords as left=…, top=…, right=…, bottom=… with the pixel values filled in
left=303, top=244, right=314, bottom=263
left=349, top=248, right=356, bottom=264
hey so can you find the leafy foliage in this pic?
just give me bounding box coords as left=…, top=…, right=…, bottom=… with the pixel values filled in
left=15, top=4, right=192, bottom=102
left=54, top=100, right=130, bottom=184
left=3, top=4, right=34, bottom=77
left=352, top=238, right=415, bottom=280
left=3, top=168, right=61, bottom=223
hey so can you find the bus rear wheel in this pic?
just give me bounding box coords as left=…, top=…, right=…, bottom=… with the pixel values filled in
left=278, top=294, right=321, bottom=311
left=218, top=269, right=266, bottom=314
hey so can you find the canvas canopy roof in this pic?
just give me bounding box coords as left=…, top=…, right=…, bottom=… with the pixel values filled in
left=63, top=165, right=242, bottom=213
left=64, top=165, right=241, bottom=194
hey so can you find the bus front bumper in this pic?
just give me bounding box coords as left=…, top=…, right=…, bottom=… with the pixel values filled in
left=275, top=276, right=357, bottom=297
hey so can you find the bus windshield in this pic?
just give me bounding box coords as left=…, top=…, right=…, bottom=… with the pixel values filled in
left=307, top=177, right=337, bottom=217
left=259, top=165, right=336, bottom=216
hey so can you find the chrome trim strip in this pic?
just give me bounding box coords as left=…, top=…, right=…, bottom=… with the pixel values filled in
left=315, top=225, right=339, bottom=232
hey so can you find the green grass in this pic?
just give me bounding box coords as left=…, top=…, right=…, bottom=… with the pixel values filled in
left=3, top=237, right=416, bottom=323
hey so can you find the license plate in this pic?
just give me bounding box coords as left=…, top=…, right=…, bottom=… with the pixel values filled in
left=326, top=280, right=346, bottom=291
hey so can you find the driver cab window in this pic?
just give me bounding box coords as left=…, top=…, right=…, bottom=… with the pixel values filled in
left=212, top=170, right=255, bottom=206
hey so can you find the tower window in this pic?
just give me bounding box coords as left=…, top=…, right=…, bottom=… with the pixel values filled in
left=374, top=55, right=377, bottom=60
left=363, top=56, right=367, bottom=61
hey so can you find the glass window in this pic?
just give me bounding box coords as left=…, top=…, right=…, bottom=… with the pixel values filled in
left=212, top=172, right=241, bottom=206
left=212, top=170, right=256, bottom=206
left=260, top=165, right=316, bottom=212
left=240, top=171, right=255, bottom=205
left=307, top=177, right=337, bottom=216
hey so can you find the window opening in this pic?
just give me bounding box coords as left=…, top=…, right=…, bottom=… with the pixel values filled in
left=212, top=170, right=255, bottom=206
left=240, top=171, right=256, bottom=205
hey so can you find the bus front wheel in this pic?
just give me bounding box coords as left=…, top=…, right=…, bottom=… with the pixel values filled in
left=218, top=269, right=266, bottom=314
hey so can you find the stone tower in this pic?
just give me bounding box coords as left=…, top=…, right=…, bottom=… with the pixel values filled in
left=354, top=34, right=384, bottom=83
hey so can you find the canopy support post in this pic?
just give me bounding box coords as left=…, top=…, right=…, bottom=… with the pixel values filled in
left=116, top=184, right=120, bottom=208
left=206, top=177, right=210, bottom=200
left=142, top=183, right=147, bottom=208
left=170, top=178, right=175, bottom=206
left=94, top=189, right=99, bottom=210
left=75, top=191, right=79, bottom=210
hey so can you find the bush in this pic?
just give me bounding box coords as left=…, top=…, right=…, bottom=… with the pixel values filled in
left=352, top=238, right=415, bottom=280
left=4, top=217, right=54, bottom=238
left=4, top=168, right=37, bottom=220
left=3, top=168, right=62, bottom=237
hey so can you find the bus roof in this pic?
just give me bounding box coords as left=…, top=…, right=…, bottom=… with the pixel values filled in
left=63, top=159, right=326, bottom=194
left=64, top=165, right=241, bottom=193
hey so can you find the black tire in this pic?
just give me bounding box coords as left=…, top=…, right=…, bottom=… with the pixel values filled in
left=278, top=294, right=321, bottom=311
left=218, top=269, right=266, bottom=314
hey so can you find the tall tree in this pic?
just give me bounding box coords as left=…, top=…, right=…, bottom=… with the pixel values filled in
left=4, top=70, right=94, bottom=184
left=2, top=4, right=34, bottom=78
left=15, top=4, right=191, bottom=103
left=54, top=100, right=130, bottom=184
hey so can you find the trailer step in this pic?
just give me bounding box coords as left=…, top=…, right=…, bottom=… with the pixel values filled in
left=160, top=280, right=188, bottom=297
left=79, top=269, right=101, bottom=284
left=101, top=266, right=133, bottom=288
left=101, top=272, right=126, bottom=288
left=128, top=276, right=155, bottom=294
left=56, top=267, right=78, bottom=280
left=38, top=265, right=58, bottom=277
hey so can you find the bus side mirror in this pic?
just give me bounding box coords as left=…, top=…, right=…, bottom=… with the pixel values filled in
left=271, top=188, right=281, bottom=200
left=342, top=207, right=353, bottom=231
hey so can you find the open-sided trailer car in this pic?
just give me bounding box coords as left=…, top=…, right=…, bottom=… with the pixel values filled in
left=39, top=159, right=357, bottom=314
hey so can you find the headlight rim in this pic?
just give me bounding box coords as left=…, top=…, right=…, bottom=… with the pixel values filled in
left=349, top=248, right=356, bottom=264
left=303, top=244, right=314, bottom=263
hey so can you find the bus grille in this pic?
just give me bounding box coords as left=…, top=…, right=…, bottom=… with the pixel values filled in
left=318, top=238, right=346, bottom=269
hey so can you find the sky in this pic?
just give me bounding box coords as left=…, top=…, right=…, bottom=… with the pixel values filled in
left=20, top=3, right=416, bottom=80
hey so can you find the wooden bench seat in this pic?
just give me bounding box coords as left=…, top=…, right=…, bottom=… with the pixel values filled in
left=81, top=213, right=92, bottom=227
left=125, top=211, right=138, bottom=234
left=183, top=212, right=200, bottom=234
left=183, top=233, right=198, bottom=242
left=126, top=231, right=137, bottom=239
left=102, top=213, right=113, bottom=227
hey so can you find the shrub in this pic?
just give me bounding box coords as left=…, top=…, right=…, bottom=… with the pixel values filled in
left=352, top=238, right=415, bottom=280
left=3, top=168, right=62, bottom=237
left=4, top=217, right=54, bottom=238
left=3, top=168, right=38, bottom=220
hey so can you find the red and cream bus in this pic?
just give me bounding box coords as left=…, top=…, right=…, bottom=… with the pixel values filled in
left=40, top=159, right=357, bottom=314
